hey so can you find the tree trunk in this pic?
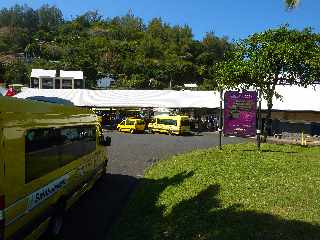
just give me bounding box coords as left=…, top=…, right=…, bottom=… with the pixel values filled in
left=262, top=78, right=278, bottom=142
left=263, top=98, right=273, bottom=142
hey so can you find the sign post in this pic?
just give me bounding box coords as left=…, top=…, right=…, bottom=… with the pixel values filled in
left=219, top=90, right=223, bottom=150
left=256, top=90, right=262, bottom=150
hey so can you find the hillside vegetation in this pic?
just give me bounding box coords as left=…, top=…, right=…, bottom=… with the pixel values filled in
left=0, top=4, right=230, bottom=88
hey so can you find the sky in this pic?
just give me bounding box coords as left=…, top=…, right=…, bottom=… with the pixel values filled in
left=0, top=0, right=320, bottom=41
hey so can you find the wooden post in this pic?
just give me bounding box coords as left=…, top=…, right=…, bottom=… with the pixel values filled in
left=301, top=131, right=305, bottom=146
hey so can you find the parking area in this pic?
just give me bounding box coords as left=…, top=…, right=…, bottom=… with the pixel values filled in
left=107, top=131, right=246, bottom=177
left=62, top=131, right=246, bottom=240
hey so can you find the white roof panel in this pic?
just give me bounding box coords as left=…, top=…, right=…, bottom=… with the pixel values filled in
left=262, top=85, right=320, bottom=111
left=31, top=69, right=56, bottom=78
left=60, top=70, right=83, bottom=79
left=15, top=89, right=220, bottom=108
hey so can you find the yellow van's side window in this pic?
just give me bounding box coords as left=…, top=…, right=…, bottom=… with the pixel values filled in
left=159, top=119, right=177, bottom=126
left=127, top=120, right=135, bottom=125
left=25, top=125, right=96, bottom=183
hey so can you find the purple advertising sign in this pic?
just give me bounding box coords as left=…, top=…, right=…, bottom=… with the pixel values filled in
left=224, top=91, right=257, bottom=137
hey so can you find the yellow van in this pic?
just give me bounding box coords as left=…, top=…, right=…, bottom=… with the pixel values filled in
left=0, top=96, right=110, bottom=240
left=148, top=115, right=190, bottom=135
left=117, top=118, right=145, bottom=133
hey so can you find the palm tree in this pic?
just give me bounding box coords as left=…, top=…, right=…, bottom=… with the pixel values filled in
left=285, top=0, right=300, bottom=9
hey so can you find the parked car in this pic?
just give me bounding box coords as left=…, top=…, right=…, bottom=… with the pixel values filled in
left=117, top=118, right=146, bottom=133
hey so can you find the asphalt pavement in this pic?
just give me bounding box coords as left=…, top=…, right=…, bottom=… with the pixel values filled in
left=62, top=131, right=246, bottom=240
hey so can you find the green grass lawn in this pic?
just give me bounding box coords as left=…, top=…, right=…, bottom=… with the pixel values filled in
left=110, top=143, right=320, bottom=240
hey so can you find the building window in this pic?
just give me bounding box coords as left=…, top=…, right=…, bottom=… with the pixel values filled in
left=41, top=78, right=54, bottom=89
left=42, top=78, right=54, bottom=89
left=25, top=125, right=96, bottom=183
left=62, top=79, right=72, bottom=89
left=31, top=78, right=39, bottom=88
left=74, top=79, right=82, bottom=89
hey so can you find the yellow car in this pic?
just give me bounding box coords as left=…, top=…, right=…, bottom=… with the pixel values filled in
left=148, top=115, right=190, bottom=135
left=117, top=118, right=145, bottom=133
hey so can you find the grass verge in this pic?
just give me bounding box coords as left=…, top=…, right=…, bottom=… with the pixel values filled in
left=110, top=143, right=320, bottom=240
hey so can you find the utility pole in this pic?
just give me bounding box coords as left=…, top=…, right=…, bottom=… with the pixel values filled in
left=219, top=90, right=223, bottom=150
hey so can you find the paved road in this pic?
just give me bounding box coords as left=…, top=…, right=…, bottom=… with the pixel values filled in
left=62, top=131, right=246, bottom=240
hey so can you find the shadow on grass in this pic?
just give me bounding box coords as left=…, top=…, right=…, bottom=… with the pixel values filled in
left=110, top=171, right=320, bottom=240
left=239, top=149, right=298, bottom=154
left=261, top=149, right=298, bottom=154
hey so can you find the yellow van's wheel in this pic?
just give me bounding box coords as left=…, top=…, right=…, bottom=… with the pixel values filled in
left=168, top=130, right=173, bottom=135
left=48, top=202, right=66, bottom=239
left=102, top=160, right=108, bottom=177
left=51, top=215, right=63, bottom=236
left=130, top=129, right=135, bottom=134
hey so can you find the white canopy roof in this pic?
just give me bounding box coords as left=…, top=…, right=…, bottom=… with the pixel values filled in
left=60, top=70, right=83, bottom=79
left=31, top=69, right=56, bottom=78
left=14, top=85, right=320, bottom=111
left=261, top=85, right=320, bottom=111
left=15, top=89, right=220, bottom=108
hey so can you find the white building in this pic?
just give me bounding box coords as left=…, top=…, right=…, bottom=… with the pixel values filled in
left=30, top=69, right=85, bottom=89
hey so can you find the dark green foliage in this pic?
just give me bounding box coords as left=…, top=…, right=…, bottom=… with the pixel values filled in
left=0, top=4, right=229, bottom=88
left=3, top=61, right=29, bottom=85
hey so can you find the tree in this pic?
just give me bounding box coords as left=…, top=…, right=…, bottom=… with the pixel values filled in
left=109, top=12, right=145, bottom=41
left=0, top=62, right=5, bottom=82
left=115, top=73, right=148, bottom=89
left=3, top=61, right=29, bottom=85
left=285, top=0, right=300, bottom=9
left=0, top=4, right=39, bottom=32
left=216, top=26, right=320, bottom=140
left=37, top=4, right=63, bottom=30
left=75, top=10, right=103, bottom=28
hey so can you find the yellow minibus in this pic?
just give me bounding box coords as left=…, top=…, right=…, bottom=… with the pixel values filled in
left=148, top=115, right=190, bottom=135
left=117, top=118, right=145, bottom=133
left=0, top=96, right=110, bottom=240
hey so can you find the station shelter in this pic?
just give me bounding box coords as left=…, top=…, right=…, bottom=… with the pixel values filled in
left=14, top=86, right=320, bottom=136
